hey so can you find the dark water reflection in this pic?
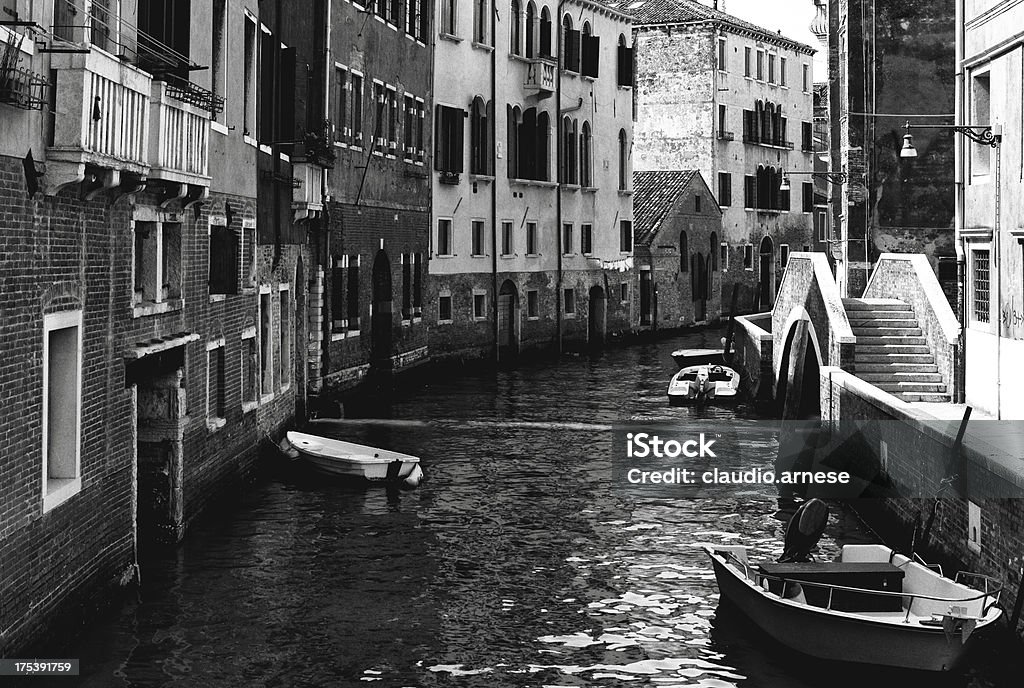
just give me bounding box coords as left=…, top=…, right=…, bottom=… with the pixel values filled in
left=28, top=330, right=1020, bottom=687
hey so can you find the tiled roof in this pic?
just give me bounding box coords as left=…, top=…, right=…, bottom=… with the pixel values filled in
left=607, top=0, right=816, bottom=54
left=632, top=170, right=698, bottom=245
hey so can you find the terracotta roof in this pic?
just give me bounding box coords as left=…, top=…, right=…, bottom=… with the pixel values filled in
left=608, top=0, right=816, bottom=54
left=632, top=170, right=699, bottom=245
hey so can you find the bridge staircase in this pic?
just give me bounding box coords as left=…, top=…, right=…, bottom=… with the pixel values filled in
left=844, top=298, right=950, bottom=403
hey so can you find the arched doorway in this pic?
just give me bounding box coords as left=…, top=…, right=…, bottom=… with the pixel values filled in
left=371, top=249, right=392, bottom=369
left=588, top=285, right=606, bottom=345
left=758, top=235, right=774, bottom=309
left=497, top=279, right=519, bottom=359
left=692, top=251, right=707, bottom=322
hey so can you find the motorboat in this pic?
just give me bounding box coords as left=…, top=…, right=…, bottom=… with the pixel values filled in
left=670, top=347, right=724, bottom=369
left=705, top=500, right=1002, bottom=672
left=667, top=364, right=740, bottom=404
left=280, top=431, right=424, bottom=487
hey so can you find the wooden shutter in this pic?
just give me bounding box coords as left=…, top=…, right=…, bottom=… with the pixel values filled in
left=434, top=104, right=444, bottom=170
left=259, top=31, right=275, bottom=142
left=582, top=35, right=600, bottom=78
left=451, top=108, right=465, bottom=173
left=278, top=47, right=296, bottom=143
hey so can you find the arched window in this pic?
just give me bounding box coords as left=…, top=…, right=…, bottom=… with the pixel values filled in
left=680, top=230, right=689, bottom=272
left=559, top=117, right=577, bottom=184
left=470, top=96, right=491, bottom=175
left=536, top=110, right=550, bottom=181
left=540, top=7, right=552, bottom=57
left=617, top=33, right=632, bottom=87
left=511, top=0, right=522, bottom=55
left=526, top=2, right=536, bottom=58
left=753, top=100, right=763, bottom=142
left=519, top=107, right=537, bottom=180
left=507, top=105, right=521, bottom=178
left=579, top=121, right=592, bottom=187
left=618, top=128, right=628, bottom=191
left=710, top=232, right=718, bottom=271
left=562, top=14, right=580, bottom=72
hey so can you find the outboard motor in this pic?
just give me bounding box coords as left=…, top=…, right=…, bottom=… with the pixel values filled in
left=778, top=498, right=829, bottom=563
left=696, top=366, right=710, bottom=401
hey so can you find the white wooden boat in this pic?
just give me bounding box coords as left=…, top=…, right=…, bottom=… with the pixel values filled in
left=706, top=543, right=1002, bottom=672
left=670, top=347, right=724, bottom=369
left=281, top=431, right=424, bottom=487
left=667, top=364, right=739, bottom=404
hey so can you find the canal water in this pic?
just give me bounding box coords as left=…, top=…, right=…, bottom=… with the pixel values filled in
left=31, top=330, right=1020, bottom=687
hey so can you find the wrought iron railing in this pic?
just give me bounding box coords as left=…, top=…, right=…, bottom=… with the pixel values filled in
left=1, top=34, right=49, bottom=110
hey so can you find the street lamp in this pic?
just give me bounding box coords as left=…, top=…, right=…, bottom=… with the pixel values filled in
left=899, top=120, right=1001, bottom=157
left=779, top=170, right=848, bottom=192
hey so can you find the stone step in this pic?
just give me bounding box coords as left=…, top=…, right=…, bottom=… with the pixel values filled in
left=852, top=326, right=924, bottom=337
left=843, top=298, right=910, bottom=312
left=860, top=372, right=944, bottom=383
left=848, top=317, right=918, bottom=328
left=855, top=362, right=939, bottom=373
left=874, top=381, right=948, bottom=393
left=856, top=347, right=932, bottom=357
left=898, top=392, right=952, bottom=403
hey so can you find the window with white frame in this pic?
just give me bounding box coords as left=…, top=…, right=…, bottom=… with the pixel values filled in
left=501, top=220, right=514, bottom=256
left=510, top=0, right=522, bottom=55
left=207, top=339, right=226, bottom=426
left=241, top=327, right=258, bottom=410
left=527, top=289, right=539, bottom=318
left=438, top=292, right=453, bottom=322
left=209, top=221, right=239, bottom=295
left=718, top=37, right=726, bottom=71
left=562, top=222, right=573, bottom=254
left=211, top=0, right=228, bottom=124
left=971, top=71, right=991, bottom=176
left=581, top=223, right=593, bottom=254
left=259, top=287, right=274, bottom=397
left=133, top=220, right=182, bottom=308
left=404, top=94, right=416, bottom=161
left=243, top=14, right=257, bottom=138
left=442, top=0, right=458, bottom=36
left=721, top=242, right=729, bottom=271
left=350, top=71, right=364, bottom=148
left=473, top=291, right=487, bottom=319
left=42, top=309, right=83, bottom=512
left=335, top=65, right=349, bottom=143
left=438, top=218, right=454, bottom=256
left=474, top=0, right=490, bottom=44
left=802, top=63, right=810, bottom=92
left=971, top=247, right=991, bottom=324
left=472, top=220, right=486, bottom=256
left=619, top=282, right=628, bottom=303
left=780, top=57, right=787, bottom=86
left=619, top=219, right=633, bottom=252
left=756, top=49, right=764, bottom=80
left=744, top=244, right=754, bottom=269
left=526, top=221, right=538, bottom=255
left=563, top=288, right=576, bottom=316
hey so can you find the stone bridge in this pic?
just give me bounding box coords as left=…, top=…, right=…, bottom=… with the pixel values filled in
left=734, top=253, right=961, bottom=418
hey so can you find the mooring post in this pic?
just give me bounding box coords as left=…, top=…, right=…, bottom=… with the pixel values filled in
left=723, top=283, right=740, bottom=357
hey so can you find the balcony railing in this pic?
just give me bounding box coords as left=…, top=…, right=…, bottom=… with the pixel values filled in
left=148, top=80, right=210, bottom=184
left=1, top=31, right=49, bottom=110
left=292, top=161, right=324, bottom=222
left=524, top=57, right=556, bottom=96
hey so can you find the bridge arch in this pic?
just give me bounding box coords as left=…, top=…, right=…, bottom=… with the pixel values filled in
left=775, top=306, right=824, bottom=419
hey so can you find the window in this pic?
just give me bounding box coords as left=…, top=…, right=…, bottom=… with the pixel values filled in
left=581, top=22, right=599, bottom=78
left=351, top=72, right=364, bottom=147
left=404, top=95, right=415, bottom=160
left=817, top=209, right=829, bottom=241
left=511, top=0, right=522, bottom=55
left=618, top=129, right=628, bottom=190
left=472, top=220, right=486, bottom=256
left=437, top=218, right=454, bottom=256
left=331, top=256, right=346, bottom=331
left=259, top=289, right=274, bottom=396
left=386, top=86, right=399, bottom=156
left=802, top=181, right=814, bottom=212
left=744, top=46, right=751, bottom=77
left=526, top=221, right=538, bottom=255
left=402, top=254, right=412, bottom=319
left=211, top=0, right=227, bottom=123
left=802, top=63, right=810, bottom=91
left=718, top=172, right=732, bottom=206
left=743, top=244, right=753, bottom=269
left=347, top=255, right=361, bottom=331
left=435, top=105, right=466, bottom=174
left=562, top=223, right=573, bottom=254
left=391, top=0, right=401, bottom=25
left=971, top=72, right=991, bottom=176
left=42, top=310, right=82, bottom=512
left=780, top=244, right=790, bottom=269
left=580, top=121, right=592, bottom=187
left=133, top=221, right=182, bottom=307
left=372, top=82, right=387, bottom=154
left=780, top=57, right=787, bottom=86
left=560, top=117, right=577, bottom=184
left=209, top=223, right=239, bottom=295
left=243, top=14, right=256, bottom=137
left=563, top=288, right=576, bottom=316
left=768, top=54, right=776, bottom=84
left=617, top=34, right=633, bottom=87
left=207, top=341, right=226, bottom=425
left=562, top=15, right=580, bottom=72
left=746, top=165, right=786, bottom=211
left=619, top=219, right=633, bottom=252
left=439, top=293, right=453, bottom=322
left=679, top=230, right=689, bottom=272
left=620, top=282, right=628, bottom=303
left=415, top=98, right=425, bottom=163
left=721, top=242, right=730, bottom=271
left=279, top=285, right=291, bottom=388
left=581, top=223, right=593, bottom=254
left=525, top=1, right=536, bottom=57
left=801, top=121, right=813, bottom=151
left=756, top=50, right=764, bottom=80
left=972, top=249, right=991, bottom=323
left=718, top=103, right=727, bottom=136
left=527, top=289, right=539, bottom=318
left=473, top=292, right=487, bottom=319
left=470, top=97, right=491, bottom=175
left=744, top=174, right=756, bottom=208
left=501, top=221, right=514, bottom=255
left=718, top=37, right=726, bottom=71
left=408, top=0, right=424, bottom=39
left=375, top=0, right=387, bottom=21
left=695, top=194, right=702, bottom=213
left=710, top=232, right=718, bottom=271
left=413, top=253, right=423, bottom=316
left=540, top=7, right=552, bottom=57
left=442, top=0, right=457, bottom=35
left=475, top=0, right=490, bottom=43
left=510, top=107, right=549, bottom=181
left=242, top=329, right=258, bottom=409
left=335, top=67, right=348, bottom=143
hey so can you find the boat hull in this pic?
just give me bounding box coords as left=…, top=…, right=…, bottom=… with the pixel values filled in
left=708, top=553, right=993, bottom=672
left=671, top=348, right=724, bottom=369
left=282, top=431, right=423, bottom=485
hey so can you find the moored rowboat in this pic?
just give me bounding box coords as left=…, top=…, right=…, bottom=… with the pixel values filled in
left=281, top=431, right=424, bottom=487
left=705, top=543, right=1002, bottom=672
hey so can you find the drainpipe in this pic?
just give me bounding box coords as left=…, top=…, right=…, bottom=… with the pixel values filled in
left=491, top=0, right=499, bottom=363
left=954, top=0, right=966, bottom=405
left=555, top=3, right=563, bottom=355
left=320, top=0, right=333, bottom=398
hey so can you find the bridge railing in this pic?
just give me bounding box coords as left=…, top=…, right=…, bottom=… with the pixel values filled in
left=863, top=253, right=961, bottom=400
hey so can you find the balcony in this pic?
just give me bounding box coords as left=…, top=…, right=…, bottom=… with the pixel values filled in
left=46, top=46, right=151, bottom=194
left=523, top=57, right=556, bottom=97
left=292, top=161, right=324, bottom=222
left=148, top=79, right=211, bottom=188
